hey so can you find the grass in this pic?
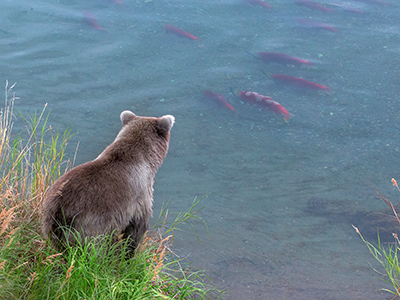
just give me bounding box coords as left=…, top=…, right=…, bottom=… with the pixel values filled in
left=354, top=179, right=400, bottom=299
left=0, top=81, right=223, bottom=299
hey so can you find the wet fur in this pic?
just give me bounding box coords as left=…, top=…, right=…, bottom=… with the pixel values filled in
left=41, top=110, right=174, bottom=251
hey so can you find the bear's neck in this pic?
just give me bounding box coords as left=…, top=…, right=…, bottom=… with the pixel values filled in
left=96, top=140, right=167, bottom=175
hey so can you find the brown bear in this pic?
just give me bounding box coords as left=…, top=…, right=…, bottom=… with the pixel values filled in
left=41, top=110, right=174, bottom=251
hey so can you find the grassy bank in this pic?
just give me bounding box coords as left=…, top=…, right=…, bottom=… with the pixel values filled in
left=0, top=81, right=222, bottom=299
left=354, top=180, right=400, bottom=299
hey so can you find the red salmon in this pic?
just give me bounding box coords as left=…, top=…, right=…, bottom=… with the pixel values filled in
left=83, top=11, right=104, bottom=31
left=297, top=18, right=338, bottom=32
left=204, top=90, right=235, bottom=111
left=165, top=24, right=198, bottom=40
left=272, top=74, right=330, bottom=91
left=257, top=52, right=314, bottom=67
left=239, top=91, right=291, bottom=122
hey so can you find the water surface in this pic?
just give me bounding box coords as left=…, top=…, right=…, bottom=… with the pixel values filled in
left=2, top=0, right=400, bottom=298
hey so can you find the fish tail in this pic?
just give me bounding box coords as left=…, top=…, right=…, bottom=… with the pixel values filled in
left=284, top=113, right=294, bottom=123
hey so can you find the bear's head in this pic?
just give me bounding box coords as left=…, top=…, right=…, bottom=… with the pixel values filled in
left=118, top=110, right=174, bottom=139
left=106, top=110, right=174, bottom=167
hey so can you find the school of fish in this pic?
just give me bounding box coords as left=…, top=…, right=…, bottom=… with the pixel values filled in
left=81, top=0, right=387, bottom=123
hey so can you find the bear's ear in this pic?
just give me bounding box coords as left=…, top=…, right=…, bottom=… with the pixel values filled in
left=157, top=115, right=175, bottom=132
left=120, top=110, right=136, bottom=125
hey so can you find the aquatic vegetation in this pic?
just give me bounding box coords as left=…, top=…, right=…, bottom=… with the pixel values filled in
left=0, top=82, right=222, bottom=299
left=354, top=179, right=400, bottom=299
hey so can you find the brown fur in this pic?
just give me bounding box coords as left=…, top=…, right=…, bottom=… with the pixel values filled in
left=41, top=110, right=174, bottom=251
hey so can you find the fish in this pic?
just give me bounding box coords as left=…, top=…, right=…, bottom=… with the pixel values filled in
left=257, top=52, right=314, bottom=67
left=327, top=3, right=363, bottom=14
left=204, top=90, right=235, bottom=111
left=239, top=91, right=291, bottom=122
left=294, top=0, right=334, bottom=12
left=164, top=24, right=198, bottom=40
left=271, top=74, right=330, bottom=91
left=83, top=11, right=104, bottom=31
left=243, top=0, right=272, bottom=9
left=297, top=18, right=338, bottom=32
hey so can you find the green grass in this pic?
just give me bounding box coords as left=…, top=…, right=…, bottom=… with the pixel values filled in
left=354, top=181, right=400, bottom=298
left=0, top=81, right=223, bottom=299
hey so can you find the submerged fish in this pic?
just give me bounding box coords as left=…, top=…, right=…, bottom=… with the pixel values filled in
left=257, top=52, right=314, bottom=67
left=204, top=90, right=235, bottom=111
left=239, top=91, right=292, bottom=122
left=271, top=74, right=330, bottom=91
left=297, top=18, right=338, bottom=32
left=164, top=24, right=198, bottom=40
left=83, top=11, right=104, bottom=31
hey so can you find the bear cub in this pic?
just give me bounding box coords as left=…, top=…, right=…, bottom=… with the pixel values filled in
left=42, top=110, right=174, bottom=251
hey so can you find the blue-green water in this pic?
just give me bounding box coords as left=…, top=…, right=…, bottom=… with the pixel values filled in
left=2, top=0, right=400, bottom=298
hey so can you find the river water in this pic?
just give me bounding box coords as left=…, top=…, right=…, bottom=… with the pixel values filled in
left=2, top=0, right=400, bottom=299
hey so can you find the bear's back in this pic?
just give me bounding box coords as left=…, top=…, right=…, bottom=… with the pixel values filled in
left=41, top=110, right=174, bottom=250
